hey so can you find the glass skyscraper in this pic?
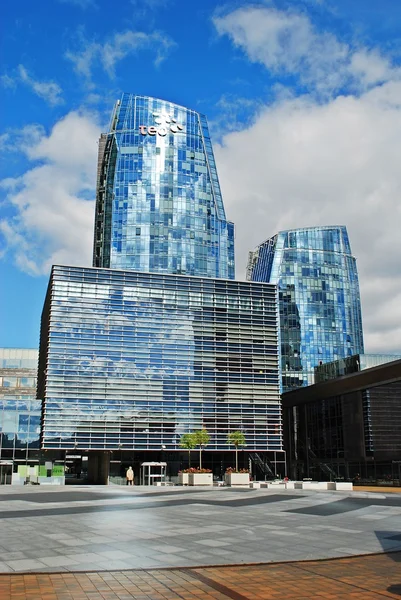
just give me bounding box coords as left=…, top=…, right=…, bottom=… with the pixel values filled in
left=93, top=94, right=235, bottom=279
left=247, top=226, right=364, bottom=391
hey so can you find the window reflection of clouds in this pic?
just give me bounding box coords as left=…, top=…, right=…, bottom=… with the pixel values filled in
left=41, top=266, right=281, bottom=451
left=0, top=348, right=41, bottom=456
left=95, top=95, right=234, bottom=279
left=248, top=226, right=364, bottom=392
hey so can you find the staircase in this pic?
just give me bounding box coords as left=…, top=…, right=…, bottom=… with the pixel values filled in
left=308, top=448, right=338, bottom=481
left=250, top=453, right=275, bottom=479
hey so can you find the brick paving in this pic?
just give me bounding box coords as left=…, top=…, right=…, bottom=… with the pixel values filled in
left=354, top=486, right=401, bottom=494
left=0, top=551, right=399, bottom=599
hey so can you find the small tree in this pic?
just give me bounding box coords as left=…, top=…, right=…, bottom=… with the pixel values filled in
left=227, top=431, right=247, bottom=472
left=179, top=433, right=196, bottom=468
left=193, top=429, right=210, bottom=470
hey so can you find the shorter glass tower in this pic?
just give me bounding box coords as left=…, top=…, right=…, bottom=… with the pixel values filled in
left=247, top=226, right=364, bottom=391
left=93, top=94, right=235, bottom=279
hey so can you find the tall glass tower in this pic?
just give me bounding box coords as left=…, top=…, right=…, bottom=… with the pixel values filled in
left=93, top=94, right=235, bottom=279
left=247, top=226, right=364, bottom=391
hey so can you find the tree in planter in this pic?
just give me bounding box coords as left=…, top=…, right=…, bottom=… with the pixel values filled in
left=227, top=431, right=247, bottom=472
left=193, top=429, right=210, bottom=470
left=179, top=433, right=196, bottom=468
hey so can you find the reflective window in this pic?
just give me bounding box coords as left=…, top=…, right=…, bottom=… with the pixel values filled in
left=93, top=94, right=235, bottom=280
left=248, top=226, right=364, bottom=392
left=0, top=348, right=41, bottom=461
left=39, top=267, right=282, bottom=452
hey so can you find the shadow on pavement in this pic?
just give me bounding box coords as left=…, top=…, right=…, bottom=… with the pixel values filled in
left=375, top=531, right=401, bottom=597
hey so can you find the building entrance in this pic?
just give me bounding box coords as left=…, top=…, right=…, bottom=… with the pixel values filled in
left=0, top=462, right=12, bottom=485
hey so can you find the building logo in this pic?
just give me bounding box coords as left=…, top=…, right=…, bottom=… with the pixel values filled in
left=139, top=113, right=184, bottom=137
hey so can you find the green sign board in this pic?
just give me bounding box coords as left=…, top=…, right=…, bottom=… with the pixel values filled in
left=52, top=465, right=64, bottom=477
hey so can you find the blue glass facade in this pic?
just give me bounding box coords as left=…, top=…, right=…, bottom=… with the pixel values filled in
left=39, top=266, right=282, bottom=453
left=0, top=349, right=41, bottom=484
left=93, top=94, right=235, bottom=279
left=247, top=226, right=364, bottom=391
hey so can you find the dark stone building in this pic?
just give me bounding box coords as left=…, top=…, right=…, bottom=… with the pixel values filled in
left=282, top=357, right=401, bottom=482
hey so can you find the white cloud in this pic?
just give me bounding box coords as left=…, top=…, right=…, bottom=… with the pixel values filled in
left=2, top=66, right=63, bottom=106
left=16, top=65, right=64, bottom=106
left=214, top=80, right=401, bottom=354
left=1, top=74, right=16, bottom=89
left=212, top=6, right=401, bottom=354
left=0, top=111, right=100, bottom=275
left=66, top=29, right=175, bottom=82
left=213, top=6, right=399, bottom=95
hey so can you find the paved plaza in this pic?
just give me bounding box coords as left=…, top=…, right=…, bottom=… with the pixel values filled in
left=0, top=485, right=400, bottom=575
left=0, top=486, right=400, bottom=599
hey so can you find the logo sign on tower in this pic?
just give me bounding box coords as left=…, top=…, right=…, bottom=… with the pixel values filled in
left=139, top=113, right=184, bottom=136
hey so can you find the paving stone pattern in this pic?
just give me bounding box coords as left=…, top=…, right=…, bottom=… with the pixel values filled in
left=0, top=486, right=400, bottom=574
left=0, top=552, right=400, bottom=599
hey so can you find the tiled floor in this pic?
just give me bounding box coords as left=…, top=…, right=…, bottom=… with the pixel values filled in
left=0, top=486, right=400, bottom=572
left=0, top=551, right=399, bottom=599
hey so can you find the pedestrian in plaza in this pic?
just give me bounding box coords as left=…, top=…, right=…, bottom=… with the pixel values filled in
left=126, top=466, right=134, bottom=486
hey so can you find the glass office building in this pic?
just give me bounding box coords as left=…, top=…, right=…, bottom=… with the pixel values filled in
left=282, top=358, right=401, bottom=481
left=93, top=94, right=235, bottom=279
left=0, top=348, right=41, bottom=484
left=247, top=226, right=364, bottom=391
left=38, top=266, right=282, bottom=464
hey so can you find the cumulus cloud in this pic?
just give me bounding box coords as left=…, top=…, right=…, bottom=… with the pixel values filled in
left=66, top=29, right=175, bottom=82
left=0, top=112, right=100, bottom=275
left=213, top=6, right=399, bottom=95
left=212, top=5, right=401, bottom=354
left=214, top=86, right=401, bottom=353
left=1, top=65, right=64, bottom=106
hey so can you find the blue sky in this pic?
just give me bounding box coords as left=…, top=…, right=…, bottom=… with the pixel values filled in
left=2, top=0, right=401, bottom=353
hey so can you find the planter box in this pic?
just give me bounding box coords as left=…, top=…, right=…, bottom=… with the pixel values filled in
left=225, top=472, right=250, bottom=487
left=178, top=473, right=189, bottom=485
left=266, top=482, right=285, bottom=489
left=188, top=473, right=213, bottom=486
left=302, top=481, right=328, bottom=490
left=335, top=482, right=353, bottom=491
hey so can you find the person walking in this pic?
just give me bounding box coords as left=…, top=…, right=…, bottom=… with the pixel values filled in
left=126, top=466, right=134, bottom=486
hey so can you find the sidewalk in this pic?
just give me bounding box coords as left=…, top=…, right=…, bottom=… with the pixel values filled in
left=0, top=551, right=399, bottom=599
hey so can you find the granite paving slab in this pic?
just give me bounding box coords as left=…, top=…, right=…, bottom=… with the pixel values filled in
left=0, top=486, right=400, bottom=573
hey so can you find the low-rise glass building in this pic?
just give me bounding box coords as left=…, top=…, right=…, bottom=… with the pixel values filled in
left=38, top=266, right=284, bottom=481
left=0, top=348, right=41, bottom=485
left=247, top=226, right=364, bottom=392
